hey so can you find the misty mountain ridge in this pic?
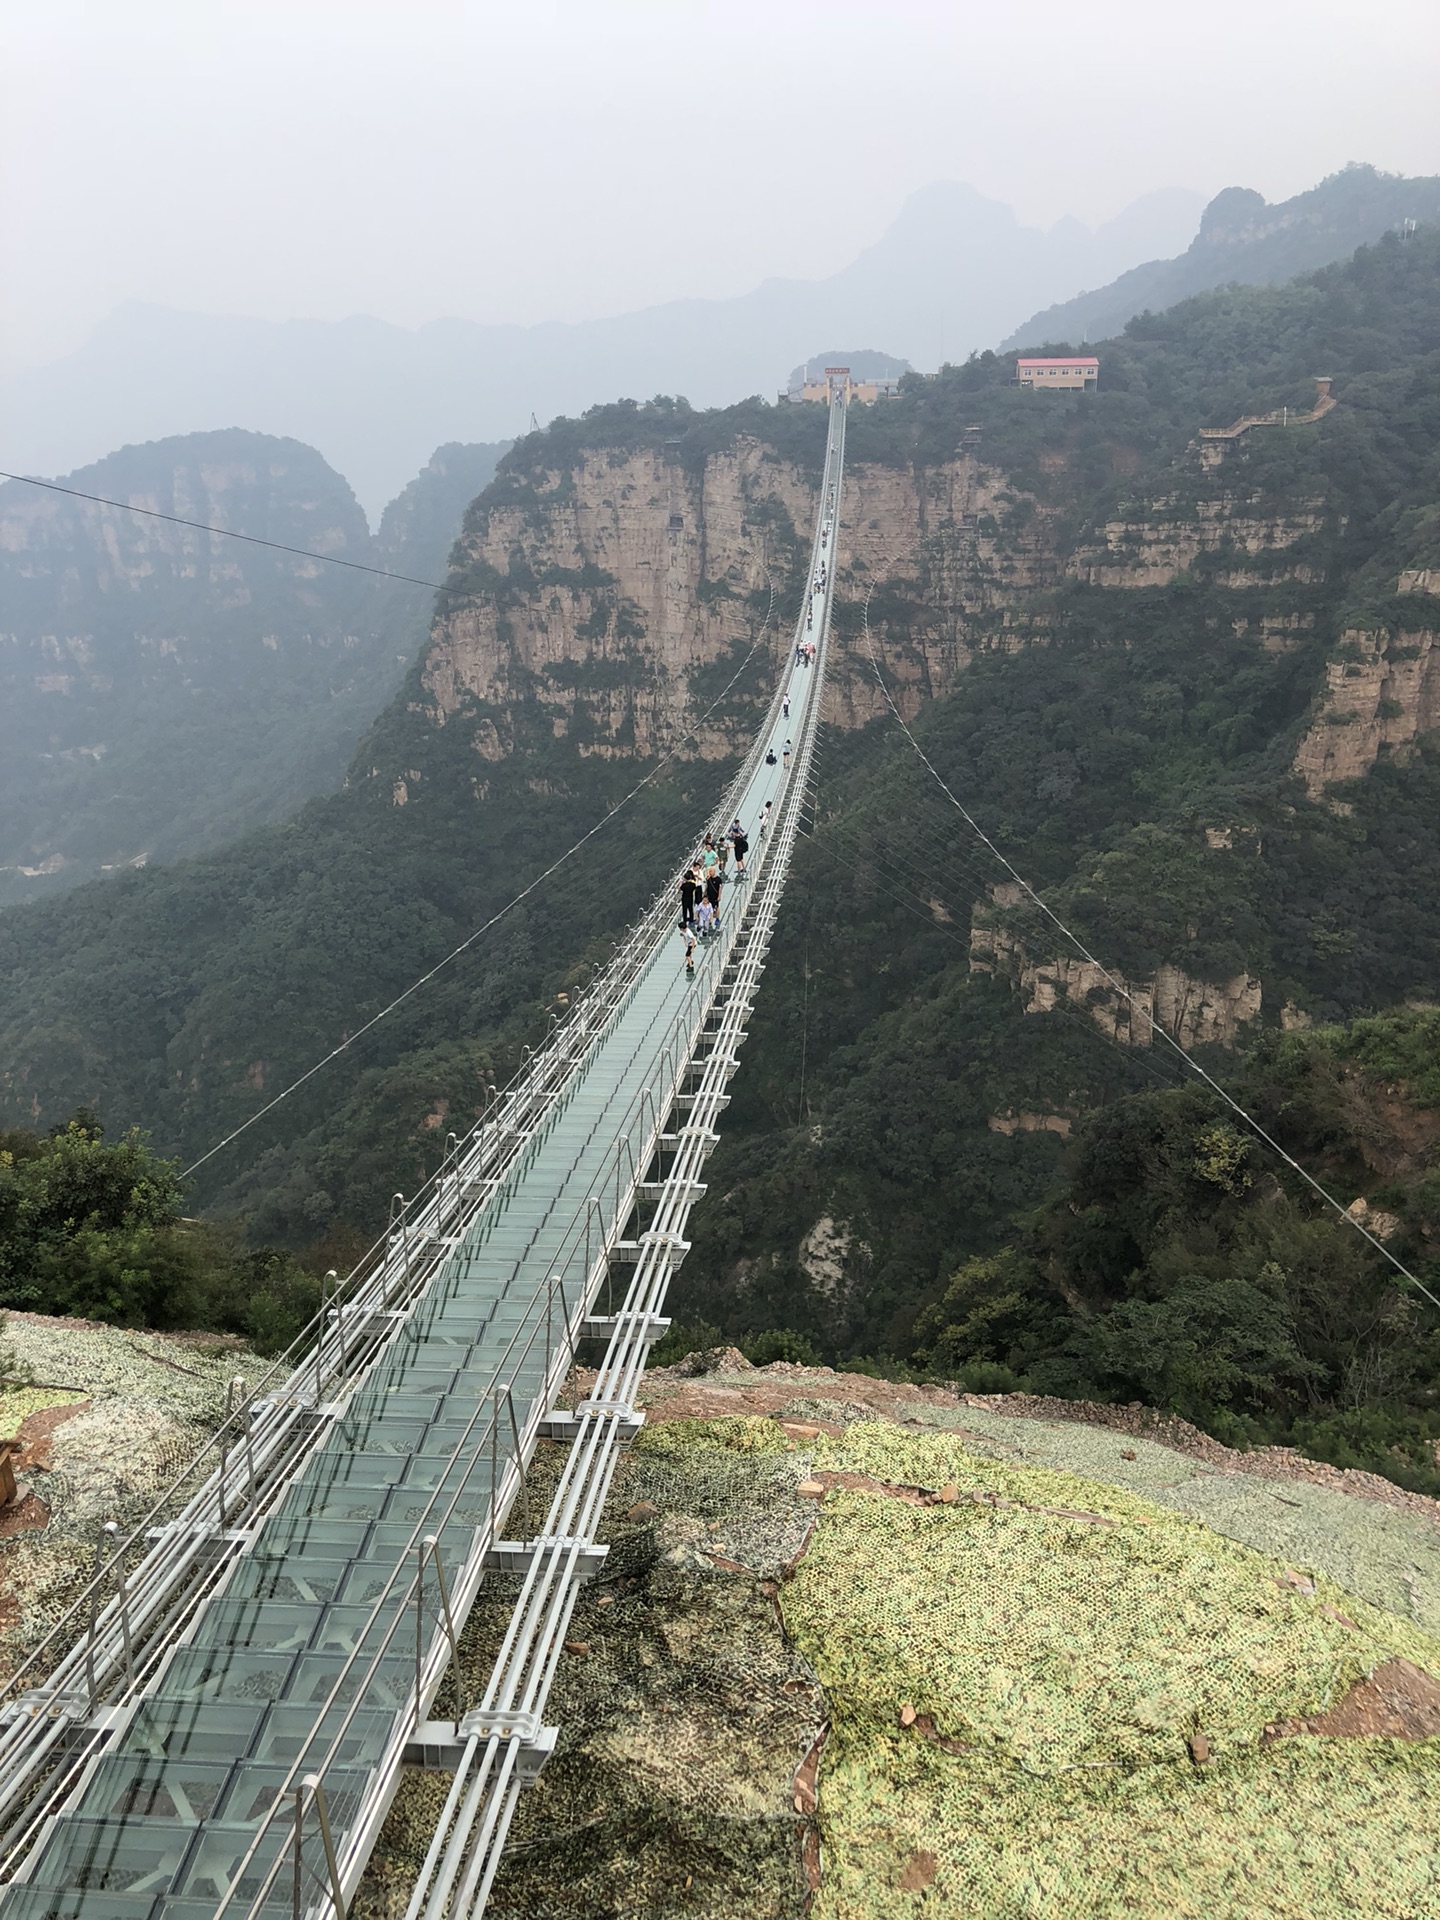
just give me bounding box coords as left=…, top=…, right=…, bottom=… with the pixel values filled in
left=1, top=181, right=1204, bottom=518
left=1005, top=162, right=1440, bottom=350
left=0, top=431, right=504, bottom=906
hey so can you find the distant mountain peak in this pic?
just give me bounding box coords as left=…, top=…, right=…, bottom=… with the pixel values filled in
left=1003, top=163, right=1440, bottom=352
left=1196, top=186, right=1268, bottom=244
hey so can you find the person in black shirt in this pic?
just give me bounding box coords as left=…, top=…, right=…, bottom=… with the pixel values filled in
left=705, top=869, right=723, bottom=924
left=728, top=816, right=749, bottom=876
left=678, top=866, right=700, bottom=930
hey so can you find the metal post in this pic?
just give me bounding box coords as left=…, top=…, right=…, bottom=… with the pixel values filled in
left=556, top=1275, right=571, bottom=1357
left=103, top=1520, right=133, bottom=1682
left=326, top=1270, right=344, bottom=1370
left=316, top=1270, right=330, bottom=1404
left=444, top=1131, right=460, bottom=1218
left=292, top=1779, right=304, bottom=1920
left=415, top=1540, right=426, bottom=1726
left=238, top=1381, right=257, bottom=1510
left=503, top=1387, right=530, bottom=1540
left=490, top=1392, right=499, bottom=1538
left=303, top=1774, right=347, bottom=1920
left=84, top=1589, right=98, bottom=1715
left=424, top=1534, right=465, bottom=1711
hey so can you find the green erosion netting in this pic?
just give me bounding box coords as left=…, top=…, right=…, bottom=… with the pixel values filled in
left=776, top=1420, right=1440, bottom=1919
left=911, top=1400, right=1440, bottom=1634
left=690, top=1370, right=1440, bottom=1632
left=356, top=1414, right=1440, bottom=1919
left=0, top=1319, right=250, bottom=1674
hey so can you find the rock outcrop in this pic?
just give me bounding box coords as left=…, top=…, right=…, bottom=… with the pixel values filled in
left=423, top=426, right=1343, bottom=765
left=1069, top=495, right=1329, bottom=588
left=970, top=918, right=1262, bottom=1050
left=1293, top=628, right=1440, bottom=799
left=423, top=441, right=813, bottom=759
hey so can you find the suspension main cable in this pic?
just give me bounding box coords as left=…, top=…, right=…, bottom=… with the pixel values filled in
left=857, top=570, right=1440, bottom=1313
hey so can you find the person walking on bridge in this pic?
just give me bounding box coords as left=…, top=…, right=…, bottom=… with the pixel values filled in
left=704, top=866, right=723, bottom=926
left=783, top=692, right=790, bottom=720
left=728, top=816, right=749, bottom=877
left=782, top=738, right=792, bottom=771
left=679, top=865, right=700, bottom=932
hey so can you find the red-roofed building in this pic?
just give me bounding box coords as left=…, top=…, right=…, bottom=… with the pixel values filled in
left=1013, top=356, right=1099, bottom=392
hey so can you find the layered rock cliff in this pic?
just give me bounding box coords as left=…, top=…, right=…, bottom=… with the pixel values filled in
left=414, top=403, right=1344, bottom=768
left=969, top=913, right=1263, bottom=1051
left=0, top=430, right=502, bottom=904
left=1294, top=626, right=1440, bottom=799
left=421, top=440, right=812, bottom=759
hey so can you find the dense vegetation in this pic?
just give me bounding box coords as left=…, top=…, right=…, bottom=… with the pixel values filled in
left=0, top=1115, right=322, bottom=1351
left=5, top=228, right=1440, bottom=1490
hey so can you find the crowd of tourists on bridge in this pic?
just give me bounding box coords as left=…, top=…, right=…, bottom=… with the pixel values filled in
left=678, top=815, right=751, bottom=972
left=682, top=555, right=826, bottom=971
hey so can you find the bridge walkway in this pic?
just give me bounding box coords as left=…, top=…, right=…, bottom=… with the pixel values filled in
left=0, top=394, right=848, bottom=1920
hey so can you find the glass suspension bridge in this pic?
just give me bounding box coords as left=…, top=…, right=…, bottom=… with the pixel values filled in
left=0, top=390, right=850, bottom=1919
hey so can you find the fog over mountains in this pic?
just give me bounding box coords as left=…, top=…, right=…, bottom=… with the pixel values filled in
left=2, top=182, right=1204, bottom=519
left=0, top=435, right=504, bottom=905
left=1005, top=163, right=1440, bottom=350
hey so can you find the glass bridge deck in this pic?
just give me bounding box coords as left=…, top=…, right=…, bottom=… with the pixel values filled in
left=5, top=639, right=818, bottom=1919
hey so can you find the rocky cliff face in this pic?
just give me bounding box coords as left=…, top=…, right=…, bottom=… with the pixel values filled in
left=419, top=423, right=1336, bottom=762
left=421, top=440, right=813, bottom=760
left=1294, top=626, right=1440, bottom=800
left=419, top=437, right=1062, bottom=754
left=0, top=431, right=462, bottom=905
left=969, top=914, right=1263, bottom=1050
left=1069, top=494, right=1329, bottom=588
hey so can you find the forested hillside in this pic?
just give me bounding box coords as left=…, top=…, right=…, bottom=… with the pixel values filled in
left=4, top=228, right=1440, bottom=1485
left=0, top=431, right=504, bottom=904
left=1003, top=162, right=1440, bottom=352
left=671, top=225, right=1440, bottom=1482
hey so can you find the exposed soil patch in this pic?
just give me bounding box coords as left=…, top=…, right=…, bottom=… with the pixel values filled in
left=11, top=1398, right=90, bottom=1474
left=0, top=1492, right=50, bottom=1541
left=1266, top=1657, right=1440, bottom=1741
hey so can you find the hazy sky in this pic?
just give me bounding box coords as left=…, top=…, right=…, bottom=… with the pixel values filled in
left=4, top=0, right=1438, bottom=371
